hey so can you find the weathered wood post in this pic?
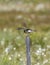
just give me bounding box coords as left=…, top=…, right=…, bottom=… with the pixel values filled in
left=25, top=34, right=31, bottom=65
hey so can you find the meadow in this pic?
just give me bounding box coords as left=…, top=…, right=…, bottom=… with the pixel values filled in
left=0, top=0, right=50, bottom=65
left=0, top=28, right=50, bottom=65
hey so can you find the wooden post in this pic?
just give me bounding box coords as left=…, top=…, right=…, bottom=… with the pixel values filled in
left=25, top=35, right=31, bottom=65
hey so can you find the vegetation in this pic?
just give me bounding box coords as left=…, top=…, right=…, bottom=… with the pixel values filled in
left=0, top=29, right=50, bottom=65
left=0, top=0, right=50, bottom=65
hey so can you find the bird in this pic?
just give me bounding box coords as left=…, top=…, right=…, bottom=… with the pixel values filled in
left=17, top=27, right=36, bottom=33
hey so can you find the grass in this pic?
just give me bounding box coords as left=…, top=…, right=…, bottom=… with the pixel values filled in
left=0, top=28, right=50, bottom=65
left=0, top=0, right=50, bottom=65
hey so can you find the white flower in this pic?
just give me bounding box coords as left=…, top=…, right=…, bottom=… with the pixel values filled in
left=20, top=58, right=23, bottom=61
left=1, top=38, right=5, bottom=45
left=5, top=47, right=10, bottom=54
left=44, top=54, right=46, bottom=57
left=39, top=47, right=42, bottom=51
left=13, top=47, right=16, bottom=50
left=37, top=50, right=41, bottom=53
left=18, top=54, right=21, bottom=57
left=9, top=57, right=12, bottom=60
left=43, top=37, right=47, bottom=41
left=35, top=50, right=41, bottom=55
left=35, top=48, right=42, bottom=55
left=3, top=28, right=7, bottom=32
left=4, top=45, right=13, bottom=54
left=42, top=52, right=44, bottom=55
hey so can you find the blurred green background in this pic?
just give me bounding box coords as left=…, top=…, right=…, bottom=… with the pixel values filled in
left=0, top=0, right=50, bottom=65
